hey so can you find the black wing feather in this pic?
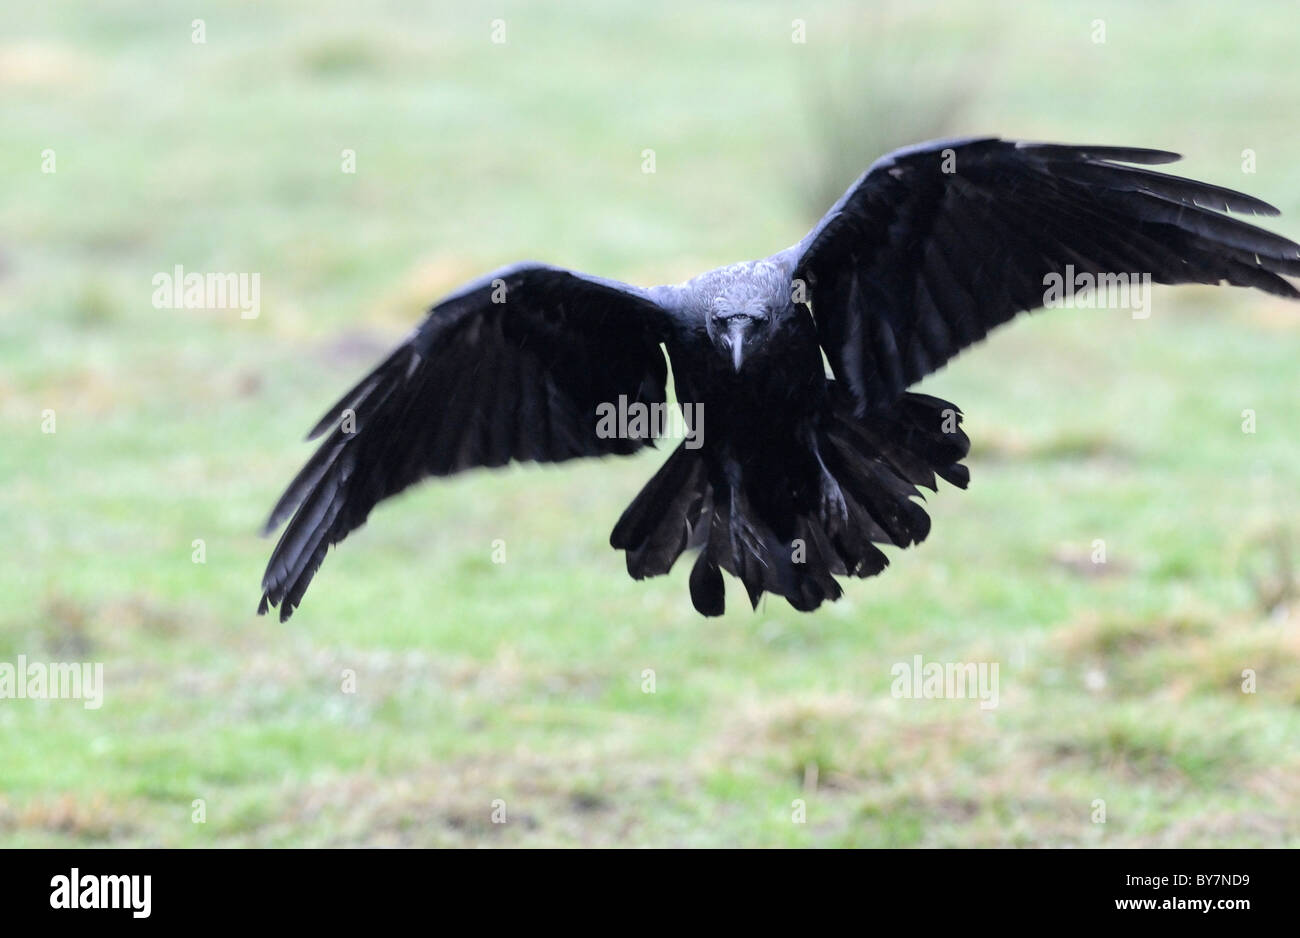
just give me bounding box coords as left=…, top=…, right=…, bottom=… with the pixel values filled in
left=790, top=137, right=1300, bottom=409
left=259, top=263, right=672, bottom=621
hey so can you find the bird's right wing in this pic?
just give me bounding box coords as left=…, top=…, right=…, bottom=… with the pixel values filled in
left=259, top=262, right=673, bottom=620
left=787, top=136, right=1300, bottom=411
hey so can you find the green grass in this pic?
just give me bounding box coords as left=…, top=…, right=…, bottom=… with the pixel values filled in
left=1, top=0, right=1297, bottom=846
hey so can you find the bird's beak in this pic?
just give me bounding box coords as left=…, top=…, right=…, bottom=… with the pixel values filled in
left=727, top=318, right=748, bottom=373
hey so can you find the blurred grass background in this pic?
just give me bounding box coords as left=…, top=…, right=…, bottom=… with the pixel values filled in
left=1, top=0, right=1297, bottom=846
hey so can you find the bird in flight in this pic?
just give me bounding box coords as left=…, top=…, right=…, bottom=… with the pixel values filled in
left=259, top=136, right=1299, bottom=620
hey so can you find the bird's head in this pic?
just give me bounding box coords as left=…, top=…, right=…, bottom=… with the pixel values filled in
left=706, top=301, right=774, bottom=373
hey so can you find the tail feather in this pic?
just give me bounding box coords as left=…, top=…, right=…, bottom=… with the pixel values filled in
left=688, top=551, right=725, bottom=616
left=715, top=484, right=798, bottom=610
left=609, top=388, right=971, bottom=615
left=610, top=444, right=709, bottom=579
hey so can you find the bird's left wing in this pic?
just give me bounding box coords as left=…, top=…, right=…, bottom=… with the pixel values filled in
left=259, top=262, right=673, bottom=620
left=786, top=136, right=1300, bottom=410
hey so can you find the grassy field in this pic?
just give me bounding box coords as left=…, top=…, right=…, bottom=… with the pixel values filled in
left=1, top=0, right=1298, bottom=846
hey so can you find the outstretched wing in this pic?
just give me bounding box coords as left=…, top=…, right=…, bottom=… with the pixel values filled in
left=788, top=136, right=1300, bottom=409
left=259, top=262, right=672, bottom=620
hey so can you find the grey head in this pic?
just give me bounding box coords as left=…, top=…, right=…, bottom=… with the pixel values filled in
left=681, top=259, right=794, bottom=372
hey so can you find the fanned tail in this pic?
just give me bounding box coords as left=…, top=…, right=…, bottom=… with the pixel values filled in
left=609, top=387, right=971, bottom=615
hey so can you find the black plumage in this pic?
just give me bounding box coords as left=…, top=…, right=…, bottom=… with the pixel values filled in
left=259, top=137, right=1299, bottom=620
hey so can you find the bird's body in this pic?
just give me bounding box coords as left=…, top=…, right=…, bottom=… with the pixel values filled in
left=614, top=254, right=967, bottom=614
left=258, top=137, right=1299, bottom=620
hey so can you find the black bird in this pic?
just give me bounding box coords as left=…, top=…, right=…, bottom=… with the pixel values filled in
left=259, top=137, right=1299, bottom=620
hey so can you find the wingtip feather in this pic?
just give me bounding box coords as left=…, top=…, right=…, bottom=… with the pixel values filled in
left=1015, top=141, right=1183, bottom=165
